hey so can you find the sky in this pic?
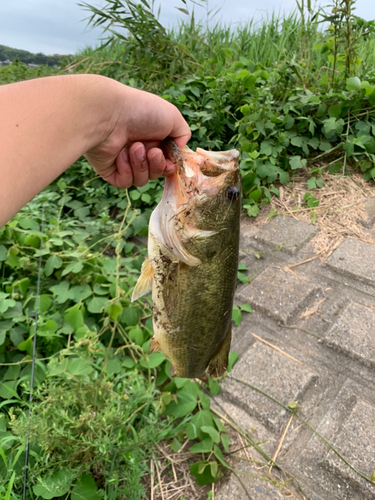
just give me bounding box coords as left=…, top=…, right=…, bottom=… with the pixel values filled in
left=1, top=0, right=375, bottom=56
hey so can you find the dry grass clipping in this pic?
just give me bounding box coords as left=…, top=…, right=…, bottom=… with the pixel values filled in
left=146, top=442, right=211, bottom=500
left=255, top=170, right=375, bottom=261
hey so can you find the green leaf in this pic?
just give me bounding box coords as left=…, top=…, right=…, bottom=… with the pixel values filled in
left=328, top=104, right=342, bottom=119
left=164, top=382, right=198, bottom=418
left=3, top=365, right=20, bottom=381
left=140, top=352, right=166, bottom=369
left=289, top=156, right=306, bottom=170
left=38, top=295, right=52, bottom=314
left=260, top=141, right=272, bottom=156
left=87, top=296, right=108, bottom=314
left=307, top=178, right=317, bottom=190
left=0, top=331, right=5, bottom=346
left=37, top=320, right=59, bottom=337
left=122, top=356, right=135, bottom=369
left=190, top=437, right=213, bottom=453
left=71, top=475, right=100, bottom=500
left=244, top=204, right=259, bottom=217
left=0, top=299, right=16, bottom=315
left=61, top=261, right=83, bottom=276
left=44, top=255, right=63, bottom=277
left=190, top=461, right=216, bottom=485
left=50, top=281, right=75, bottom=304
left=105, top=358, right=122, bottom=374
left=70, top=284, right=92, bottom=302
left=129, top=327, right=144, bottom=346
left=64, top=304, right=84, bottom=331
left=122, top=306, right=139, bottom=326
left=0, top=245, right=7, bottom=262
left=93, top=283, right=109, bottom=296
left=238, top=262, right=248, bottom=271
left=18, top=217, right=40, bottom=231
left=201, top=426, right=220, bottom=444
left=108, top=303, right=123, bottom=320
left=213, top=444, right=230, bottom=467
left=213, top=417, right=226, bottom=433
left=291, top=136, right=302, bottom=147
left=188, top=410, right=215, bottom=440
left=239, top=304, right=252, bottom=313
left=69, top=358, right=93, bottom=376
left=343, top=142, right=354, bottom=157
left=227, top=352, right=239, bottom=372
left=33, top=470, right=75, bottom=499
left=304, top=193, right=320, bottom=208
left=232, top=306, right=242, bottom=326
left=237, top=272, right=248, bottom=284
left=346, top=76, right=361, bottom=91
left=221, top=433, right=231, bottom=452
left=2, top=301, right=22, bottom=319
left=0, top=381, right=18, bottom=399
left=208, top=378, right=221, bottom=396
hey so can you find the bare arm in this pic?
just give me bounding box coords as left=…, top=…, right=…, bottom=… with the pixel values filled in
left=0, top=74, right=191, bottom=227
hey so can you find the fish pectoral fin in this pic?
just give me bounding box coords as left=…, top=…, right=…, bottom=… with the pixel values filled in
left=206, top=326, right=232, bottom=378
left=131, top=258, right=154, bottom=302
left=149, top=337, right=161, bottom=353
left=184, top=224, right=217, bottom=240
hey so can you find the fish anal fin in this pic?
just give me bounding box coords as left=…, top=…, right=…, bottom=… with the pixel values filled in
left=131, top=258, right=154, bottom=302
left=149, top=336, right=161, bottom=354
left=206, top=326, right=232, bottom=379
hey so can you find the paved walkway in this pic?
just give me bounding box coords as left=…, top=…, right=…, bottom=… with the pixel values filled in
left=215, top=212, right=375, bottom=500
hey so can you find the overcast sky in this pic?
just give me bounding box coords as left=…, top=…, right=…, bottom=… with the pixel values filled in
left=1, top=0, right=375, bottom=56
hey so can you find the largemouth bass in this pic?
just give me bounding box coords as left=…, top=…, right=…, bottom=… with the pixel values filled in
left=131, top=139, right=241, bottom=379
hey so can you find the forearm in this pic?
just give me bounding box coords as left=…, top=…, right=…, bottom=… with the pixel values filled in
left=0, top=75, right=118, bottom=226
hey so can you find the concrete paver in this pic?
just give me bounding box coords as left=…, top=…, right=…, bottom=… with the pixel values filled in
left=224, top=342, right=318, bottom=431
left=237, top=266, right=321, bottom=324
left=217, top=216, right=375, bottom=500
left=325, top=237, right=375, bottom=287
left=325, top=399, right=375, bottom=486
left=322, top=301, right=375, bottom=368
left=251, top=215, right=319, bottom=254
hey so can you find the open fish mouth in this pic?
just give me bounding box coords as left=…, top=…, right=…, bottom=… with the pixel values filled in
left=162, top=138, right=240, bottom=181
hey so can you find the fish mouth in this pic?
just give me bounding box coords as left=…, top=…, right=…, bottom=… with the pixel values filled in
left=162, top=138, right=239, bottom=181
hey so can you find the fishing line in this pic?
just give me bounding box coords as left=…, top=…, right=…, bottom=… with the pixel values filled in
left=22, top=212, right=44, bottom=500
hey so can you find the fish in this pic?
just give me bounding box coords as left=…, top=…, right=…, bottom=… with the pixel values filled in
left=131, top=139, right=241, bottom=379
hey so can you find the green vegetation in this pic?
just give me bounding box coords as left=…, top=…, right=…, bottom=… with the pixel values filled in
left=0, top=44, right=66, bottom=66
left=1, top=0, right=375, bottom=497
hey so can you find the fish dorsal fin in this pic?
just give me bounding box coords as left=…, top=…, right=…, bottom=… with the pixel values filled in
left=131, top=258, right=154, bottom=302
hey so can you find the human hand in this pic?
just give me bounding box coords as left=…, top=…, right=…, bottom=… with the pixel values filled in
left=84, top=82, right=191, bottom=188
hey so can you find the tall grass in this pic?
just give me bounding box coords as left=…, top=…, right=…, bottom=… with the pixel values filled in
left=72, top=2, right=375, bottom=92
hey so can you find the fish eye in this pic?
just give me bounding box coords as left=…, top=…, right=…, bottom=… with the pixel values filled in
left=226, top=186, right=240, bottom=201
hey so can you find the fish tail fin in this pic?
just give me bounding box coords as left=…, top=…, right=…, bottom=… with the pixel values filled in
left=131, top=258, right=154, bottom=302
left=206, top=326, right=232, bottom=378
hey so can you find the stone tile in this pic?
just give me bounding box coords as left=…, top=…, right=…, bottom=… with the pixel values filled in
left=322, top=301, right=375, bottom=369
left=252, top=216, right=318, bottom=254
left=324, top=399, right=375, bottom=489
left=211, top=398, right=275, bottom=456
left=223, top=342, right=318, bottom=431
left=216, top=472, right=291, bottom=500
left=237, top=267, right=320, bottom=324
left=324, top=238, right=375, bottom=287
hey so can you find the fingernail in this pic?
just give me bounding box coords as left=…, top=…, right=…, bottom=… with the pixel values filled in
left=122, top=148, right=129, bottom=162
left=151, top=152, right=163, bottom=163
left=134, top=145, right=145, bottom=161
